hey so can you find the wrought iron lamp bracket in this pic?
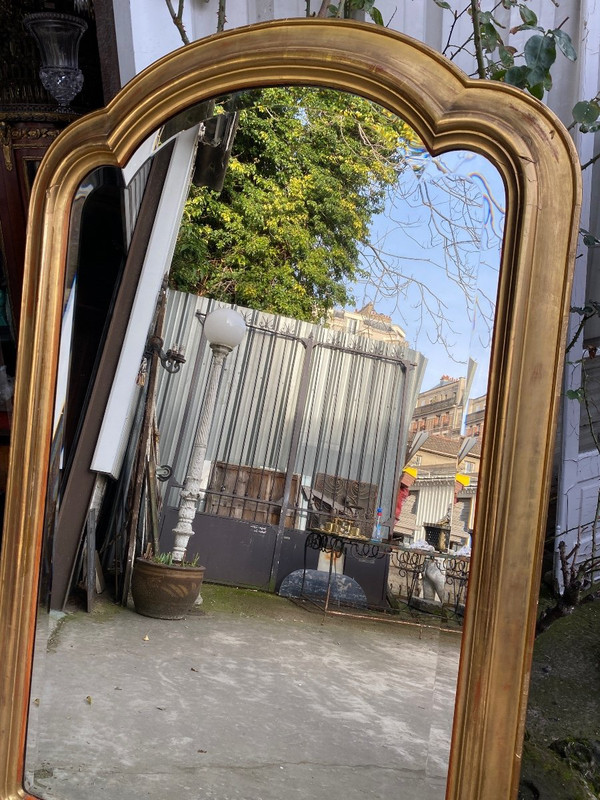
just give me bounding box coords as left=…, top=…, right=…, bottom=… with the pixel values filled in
left=155, top=465, right=173, bottom=482
left=145, top=335, right=186, bottom=374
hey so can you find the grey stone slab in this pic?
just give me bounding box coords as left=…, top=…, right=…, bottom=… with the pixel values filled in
left=26, top=594, right=461, bottom=800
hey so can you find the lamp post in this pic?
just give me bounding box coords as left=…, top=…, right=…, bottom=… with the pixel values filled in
left=171, top=307, right=246, bottom=562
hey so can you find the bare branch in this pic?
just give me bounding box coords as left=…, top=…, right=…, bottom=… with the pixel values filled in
left=164, top=0, right=190, bottom=45
left=581, top=150, right=600, bottom=171
left=217, top=0, right=227, bottom=32
left=469, top=0, right=487, bottom=79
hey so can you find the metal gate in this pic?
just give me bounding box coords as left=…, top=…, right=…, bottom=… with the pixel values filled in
left=156, top=292, right=425, bottom=600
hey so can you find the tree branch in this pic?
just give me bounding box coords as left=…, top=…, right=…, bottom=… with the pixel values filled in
left=217, top=0, right=227, bottom=32
left=164, top=0, right=190, bottom=45
left=581, top=150, right=600, bottom=171
left=469, top=0, right=487, bottom=79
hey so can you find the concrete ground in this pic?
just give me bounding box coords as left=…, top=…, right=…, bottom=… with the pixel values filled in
left=26, top=585, right=461, bottom=800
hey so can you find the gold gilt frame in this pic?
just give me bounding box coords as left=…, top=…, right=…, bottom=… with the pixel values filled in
left=0, top=18, right=581, bottom=800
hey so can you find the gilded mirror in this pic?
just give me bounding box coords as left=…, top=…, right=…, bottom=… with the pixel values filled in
left=0, top=18, right=581, bottom=800
left=25, top=84, right=502, bottom=800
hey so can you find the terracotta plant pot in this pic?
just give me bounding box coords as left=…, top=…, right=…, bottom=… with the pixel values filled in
left=131, top=557, right=206, bottom=619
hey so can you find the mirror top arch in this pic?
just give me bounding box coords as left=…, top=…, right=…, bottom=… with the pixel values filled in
left=1, top=17, right=581, bottom=800
left=39, top=18, right=579, bottom=191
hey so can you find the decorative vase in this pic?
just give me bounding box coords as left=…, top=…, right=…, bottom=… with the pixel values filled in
left=131, top=558, right=206, bottom=619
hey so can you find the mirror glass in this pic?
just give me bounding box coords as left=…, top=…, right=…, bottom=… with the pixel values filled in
left=25, top=86, right=504, bottom=800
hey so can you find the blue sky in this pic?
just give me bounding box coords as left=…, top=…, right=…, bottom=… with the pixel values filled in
left=352, top=147, right=505, bottom=399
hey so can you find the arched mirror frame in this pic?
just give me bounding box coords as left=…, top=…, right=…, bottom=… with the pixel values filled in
left=0, top=18, right=581, bottom=800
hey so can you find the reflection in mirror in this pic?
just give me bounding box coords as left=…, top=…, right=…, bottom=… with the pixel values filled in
left=26, top=86, right=503, bottom=800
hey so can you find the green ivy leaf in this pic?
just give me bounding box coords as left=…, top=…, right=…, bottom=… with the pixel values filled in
left=528, top=82, right=544, bottom=100
left=489, top=67, right=507, bottom=82
left=524, top=35, right=556, bottom=72
left=504, top=65, right=529, bottom=88
left=510, top=23, right=544, bottom=35
left=499, top=44, right=515, bottom=67
left=566, top=388, right=584, bottom=402
left=572, top=100, right=600, bottom=125
left=370, top=6, right=384, bottom=25
left=519, top=4, right=537, bottom=26
left=551, top=29, right=577, bottom=61
left=480, top=22, right=501, bottom=52
left=433, top=0, right=452, bottom=8
left=527, top=66, right=548, bottom=88
left=580, top=120, right=600, bottom=134
left=479, top=10, right=504, bottom=27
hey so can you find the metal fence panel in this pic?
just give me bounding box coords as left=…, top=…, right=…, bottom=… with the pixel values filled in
left=156, top=292, right=425, bottom=541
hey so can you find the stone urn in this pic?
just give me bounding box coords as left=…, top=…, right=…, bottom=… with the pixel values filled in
left=131, top=557, right=206, bottom=619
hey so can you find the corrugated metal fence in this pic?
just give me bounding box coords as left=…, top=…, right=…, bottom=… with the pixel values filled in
left=154, top=291, right=425, bottom=591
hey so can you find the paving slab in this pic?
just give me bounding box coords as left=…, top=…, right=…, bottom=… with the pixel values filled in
left=26, top=586, right=461, bottom=800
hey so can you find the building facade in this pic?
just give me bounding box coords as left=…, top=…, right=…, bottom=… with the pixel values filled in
left=464, top=394, right=486, bottom=439
left=410, top=376, right=468, bottom=437
left=328, top=302, right=407, bottom=344
left=396, top=433, right=480, bottom=550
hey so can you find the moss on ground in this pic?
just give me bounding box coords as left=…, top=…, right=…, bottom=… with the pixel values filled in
left=520, top=599, right=600, bottom=798
left=519, top=741, right=594, bottom=799
left=199, top=582, right=294, bottom=618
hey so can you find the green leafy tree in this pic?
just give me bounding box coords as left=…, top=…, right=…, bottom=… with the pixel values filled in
left=170, top=87, right=415, bottom=320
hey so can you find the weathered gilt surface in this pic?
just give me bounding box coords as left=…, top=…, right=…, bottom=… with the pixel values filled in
left=0, top=18, right=581, bottom=800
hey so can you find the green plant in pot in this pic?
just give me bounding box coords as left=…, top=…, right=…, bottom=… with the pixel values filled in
left=131, top=550, right=206, bottom=620
left=131, top=307, right=247, bottom=620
